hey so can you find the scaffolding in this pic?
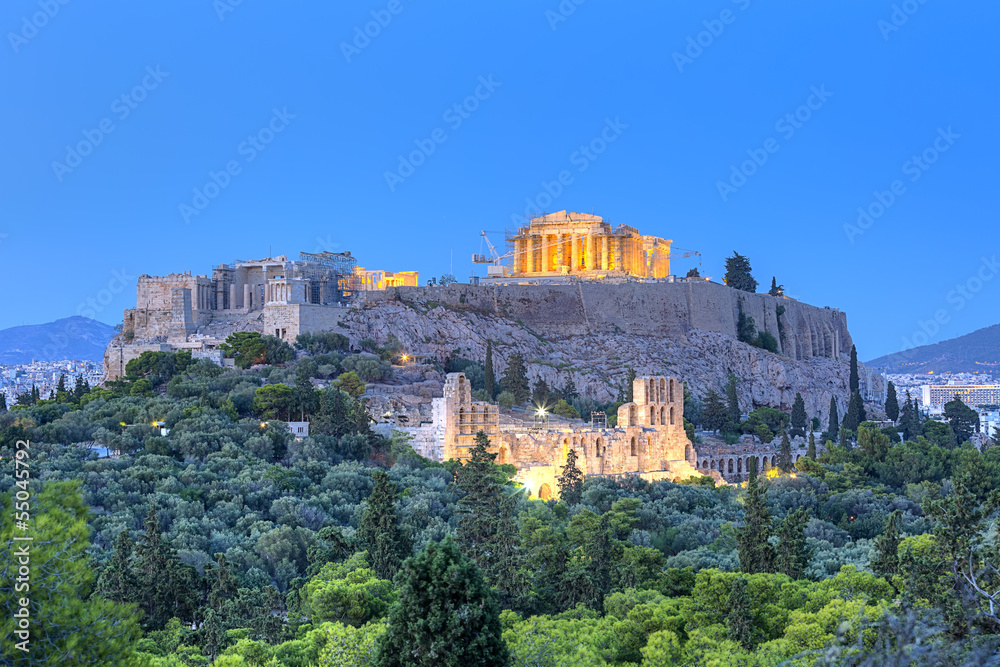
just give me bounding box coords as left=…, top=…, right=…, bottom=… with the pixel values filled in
left=299, top=251, right=361, bottom=297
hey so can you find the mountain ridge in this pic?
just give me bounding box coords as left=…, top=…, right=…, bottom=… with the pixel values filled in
left=0, top=316, right=117, bottom=364
left=866, top=322, right=1000, bottom=373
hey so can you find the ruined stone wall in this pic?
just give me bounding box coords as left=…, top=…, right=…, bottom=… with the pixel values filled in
left=262, top=304, right=349, bottom=344
left=103, top=343, right=174, bottom=381
left=365, top=281, right=852, bottom=361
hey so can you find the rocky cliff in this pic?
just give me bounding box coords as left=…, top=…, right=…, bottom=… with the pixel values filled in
left=345, top=282, right=883, bottom=427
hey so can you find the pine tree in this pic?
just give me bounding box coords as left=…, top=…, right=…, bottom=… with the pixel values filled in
left=724, top=252, right=758, bottom=293
left=456, top=432, right=527, bottom=606
left=585, top=514, right=615, bottom=611
left=624, top=367, right=637, bottom=402
left=499, top=352, right=530, bottom=404
left=727, top=576, right=755, bottom=649
left=557, top=448, right=584, bottom=505
left=849, top=345, right=860, bottom=393
left=562, top=375, right=578, bottom=401
left=702, top=389, right=727, bottom=433
left=827, top=397, right=839, bottom=441
left=531, top=378, right=551, bottom=407
left=790, top=392, right=806, bottom=438
left=73, top=374, right=86, bottom=401
left=857, top=390, right=867, bottom=424
left=374, top=537, right=507, bottom=667
left=56, top=373, right=67, bottom=399
left=807, top=431, right=816, bottom=459
left=899, top=395, right=917, bottom=440
left=205, top=553, right=238, bottom=612
left=885, top=381, right=899, bottom=422
left=776, top=428, right=793, bottom=472
left=357, top=470, right=411, bottom=581
left=870, top=510, right=902, bottom=580
left=736, top=457, right=774, bottom=574
left=725, top=375, right=741, bottom=425
left=483, top=340, right=496, bottom=400
left=775, top=508, right=811, bottom=579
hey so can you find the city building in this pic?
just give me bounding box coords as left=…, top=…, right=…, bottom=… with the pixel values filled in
left=921, top=384, right=1000, bottom=408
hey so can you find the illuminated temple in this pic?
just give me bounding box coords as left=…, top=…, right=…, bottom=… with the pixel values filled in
left=508, top=211, right=672, bottom=279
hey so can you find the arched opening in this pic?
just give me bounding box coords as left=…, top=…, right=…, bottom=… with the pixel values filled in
left=764, top=456, right=771, bottom=469
left=685, top=443, right=692, bottom=460
left=497, top=447, right=508, bottom=464
left=795, top=454, right=801, bottom=462
left=630, top=437, right=637, bottom=456
left=629, top=405, right=637, bottom=424
left=660, top=378, right=667, bottom=402
left=728, top=459, right=734, bottom=473
left=596, top=438, right=603, bottom=458
left=711, top=460, right=717, bottom=470
left=538, top=483, right=552, bottom=500
left=669, top=379, right=675, bottom=402
left=737, top=458, right=742, bottom=473
left=660, top=407, right=666, bottom=425
left=670, top=406, right=675, bottom=425
left=702, top=460, right=708, bottom=469
left=650, top=406, right=656, bottom=425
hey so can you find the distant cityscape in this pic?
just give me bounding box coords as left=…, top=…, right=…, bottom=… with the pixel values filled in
left=888, top=371, right=1000, bottom=440
left=0, top=358, right=103, bottom=404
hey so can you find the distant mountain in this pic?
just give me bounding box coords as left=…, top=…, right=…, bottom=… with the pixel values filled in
left=866, top=323, right=1000, bottom=374
left=0, top=317, right=117, bottom=365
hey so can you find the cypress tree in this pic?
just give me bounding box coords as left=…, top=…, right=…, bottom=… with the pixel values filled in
left=456, top=431, right=527, bottom=606
left=775, top=508, right=811, bottom=579
left=724, top=252, right=758, bottom=293
left=56, top=373, right=67, bottom=398
left=736, top=457, right=774, bottom=574
left=790, top=392, right=807, bottom=438
left=358, top=470, right=411, bottom=581
left=205, top=553, right=238, bottom=612
left=725, top=375, right=741, bottom=425
left=624, top=367, right=637, bottom=402
left=702, top=389, right=728, bottom=433
left=585, top=514, right=615, bottom=610
left=827, top=397, right=839, bottom=441
left=776, top=429, right=793, bottom=472
left=96, top=530, right=139, bottom=603
left=0, top=392, right=6, bottom=412
left=133, top=504, right=200, bottom=630
left=483, top=340, right=496, bottom=400
left=885, top=381, right=899, bottom=422
left=856, top=390, right=867, bottom=424
left=899, top=395, right=916, bottom=440
left=843, top=391, right=862, bottom=433
left=73, top=374, right=86, bottom=401
left=871, top=510, right=902, bottom=580
left=849, top=345, right=860, bottom=393
left=727, top=576, right=755, bottom=649
left=807, top=431, right=816, bottom=459
left=499, top=352, right=530, bottom=404
left=557, top=448, right=584, bottom=505
left=373, top=537, right=507, bottom=667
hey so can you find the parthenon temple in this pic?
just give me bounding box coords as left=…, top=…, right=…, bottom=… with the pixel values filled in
left=509, top=211, right=672, bottom=279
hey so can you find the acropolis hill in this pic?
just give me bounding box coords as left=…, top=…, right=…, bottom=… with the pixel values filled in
left=103, top=212, right=884, bottom=427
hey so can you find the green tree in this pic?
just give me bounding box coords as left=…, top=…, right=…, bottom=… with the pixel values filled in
left=790, top=392, right=807, bottom=438
left=944, top=395, right=980, bottom=444
left=96, top=530, right=139, bottom=604
left=702, top=389, right=727, bottom=433
left=483, top=340, right=496, bottom=400
left=299, top=552, right=395, bottom=626
left=725, top=375, right=740, bottom=425
left=531, top=378, right=551, bottom=407
left=357, top=470, right=411, bottom=581
left=724, top=252, right=758, bottom=292
left=551, top=399, right=580, bottom=419
left=871, top=510, right=902, bottom=580
left=500, top=352, right=530, bottom=404
left=736, top=457, right=774, bottom=574
left=133, top=504, right=200, bottom=630
left=334, top=371, right=367, bottom=398
left=843, top=390, right=863, bottom=434
left=775, top=508, right=811, bottom=579
left=827, top=396, right=840, bottom=441
left=886, top=381, right=900, bottom=422
left=768, top=276, right=784, bottom=297
left=899, top=393, right=921, bottom=440
left=754, top=423, right=773, bottom=445
left=373, top=537, right=507, bottom=667
left=858, top=421, right=892, bottom=462
left=807, top=431, right=816, bottom=459
left=686, top=267, right=700, bottom=278
left=0, top=481, right=142, bottom=665
left=252, top=383, right=295, bottom=421
left=726, top=576, right=755, bottom=649
left=623, top=367, right=637, bottom=403
left=776, top=428, right=793, bottom=472
left=849, top=345, right=860, bottom=393
left=557, top=448, right=584, bottom=505
left=455, top=431, right=528, bottom=607
left=736, top=299, right=757, bottom=344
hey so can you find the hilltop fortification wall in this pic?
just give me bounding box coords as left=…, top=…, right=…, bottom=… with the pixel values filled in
left=363, top=280, right=851, bottom=362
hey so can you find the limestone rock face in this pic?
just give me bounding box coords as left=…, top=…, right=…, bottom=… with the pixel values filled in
left=339, top=290, right=883, bottom=428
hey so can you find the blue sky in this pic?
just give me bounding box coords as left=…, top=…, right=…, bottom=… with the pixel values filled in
left=2, top=0, right=997, bottom=361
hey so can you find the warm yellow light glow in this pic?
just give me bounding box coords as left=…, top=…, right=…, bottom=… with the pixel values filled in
left=119, top=422, right=126, bottom=427
left=260, top=422, right=267, bottom=428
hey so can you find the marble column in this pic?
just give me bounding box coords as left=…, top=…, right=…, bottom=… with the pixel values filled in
left=571, top=235, right=580, bottom=272
left=586, top=234, right=596, bottom=270
left=526, top=237, right=535, bottom=273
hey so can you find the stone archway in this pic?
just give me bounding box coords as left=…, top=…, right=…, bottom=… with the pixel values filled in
left=539, top=483, right=552, bottom=500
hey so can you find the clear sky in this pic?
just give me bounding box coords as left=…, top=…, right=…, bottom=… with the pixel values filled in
left=2, top=0, right=997, bottom=361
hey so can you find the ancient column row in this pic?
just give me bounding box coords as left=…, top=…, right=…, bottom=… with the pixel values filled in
left=515, top=234, right=650, bottom=276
